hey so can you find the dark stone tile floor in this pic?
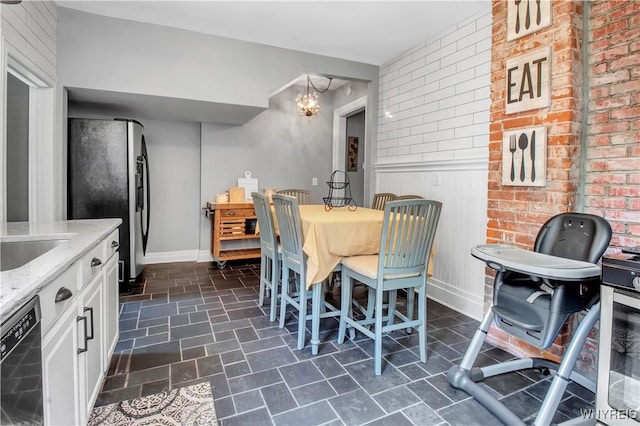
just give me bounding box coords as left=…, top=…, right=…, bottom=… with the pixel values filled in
left=94, top=260, right=595, bottom=425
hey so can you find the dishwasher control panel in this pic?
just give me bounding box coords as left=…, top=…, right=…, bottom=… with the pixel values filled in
left=1, top=297, right=41, bottom=361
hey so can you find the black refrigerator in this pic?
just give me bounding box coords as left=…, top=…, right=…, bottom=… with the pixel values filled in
left=68, top=118, right=150, bottom=291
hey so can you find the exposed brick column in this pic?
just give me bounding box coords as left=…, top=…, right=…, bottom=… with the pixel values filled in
left=486, top=0, right=584, bottom=361
left=586, top=0, right=640, bottom=249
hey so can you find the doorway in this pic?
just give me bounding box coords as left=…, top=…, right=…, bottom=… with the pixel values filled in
left=6, top=72, right=30, bottom=221
left=332, top=96, right=367, bottom=208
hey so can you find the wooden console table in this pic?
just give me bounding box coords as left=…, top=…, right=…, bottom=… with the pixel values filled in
left=206, top=201, right=260, bottom=268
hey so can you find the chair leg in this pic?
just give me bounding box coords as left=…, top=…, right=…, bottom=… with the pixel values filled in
left=279, top=265, right=290, bottom=329
left=258, top=253, right=266, bottom=307
left=374, top=288, right=384, bottom=376
left=337, top=273, right=352, bottom=344
left=269, top=259, right=279, bottom=322
left=310, top=282, right=323, bottom=355
left=297, top=281, right=308, bottom=351
left=365, top=286, right=375, bottom=321
left=387, top=290, right=397, bottom=326
left=406, top=288, right=415, bottom=333
left=417, top=285, right=427, bottom=363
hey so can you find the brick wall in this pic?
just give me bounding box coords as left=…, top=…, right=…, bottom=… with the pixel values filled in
left=575, top=0, right=640, bottom=375
left=377, top=11, right=492, bottom=163
left=0, top=1, right=57, bottom=83
left=486, top=0, right=585, bottom=362
left=586, top=0, right=640, bottom=249
left=487, top=0, right=639, bottom=372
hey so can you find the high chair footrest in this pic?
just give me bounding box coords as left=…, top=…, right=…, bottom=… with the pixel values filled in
left=492, top=306, right=544, bottom=331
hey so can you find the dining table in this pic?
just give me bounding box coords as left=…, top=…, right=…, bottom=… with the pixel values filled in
left=298, top=205, right=385, bottom=288
left=269, top=204, right=434, bottom=288
left=264, top=202, right=435, bottom=354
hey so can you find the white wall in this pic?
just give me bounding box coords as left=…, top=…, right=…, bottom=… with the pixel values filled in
left=1, top=1, right=56, bottom=83
left=373, top=10, right=492, bottom=320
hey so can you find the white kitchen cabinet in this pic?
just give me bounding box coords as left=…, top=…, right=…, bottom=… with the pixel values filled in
left=42, top=304, right=81, bottom=426
left=40, top=228, right=121, bottom=426
left=78, top=272, right=105, bottom=422
left=104, top=231, right=120, bottom=359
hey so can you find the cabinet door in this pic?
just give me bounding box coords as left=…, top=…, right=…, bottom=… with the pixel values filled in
left=78, top=272, right=105, bottom=424
left=104, top=254, right=120, bottom=359
left=42, top=306, right=81, bottom=426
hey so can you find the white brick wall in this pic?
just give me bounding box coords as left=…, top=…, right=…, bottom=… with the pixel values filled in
left=376, top=11, right=491, bottom=163
left=1, top=1, right=57, bottom=83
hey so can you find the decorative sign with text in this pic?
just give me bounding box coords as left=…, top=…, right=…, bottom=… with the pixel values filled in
left=502, top=126, right=546, bottom=187
left=507, top=0, right=552, bottom=41
left=505, top=47, right=551, bottom=114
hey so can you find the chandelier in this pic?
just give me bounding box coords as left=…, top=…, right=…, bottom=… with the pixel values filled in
left=296, top=74, right=333, bottom=117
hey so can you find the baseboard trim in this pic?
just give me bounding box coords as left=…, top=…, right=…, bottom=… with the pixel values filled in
left=427, top=277, right=483, bottom=321
left=198, top=250, right=214, bottom=263
left=144, top=250, right=199, bottom=264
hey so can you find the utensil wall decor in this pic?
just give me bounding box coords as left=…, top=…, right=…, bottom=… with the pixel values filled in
left=501, top=126, right=546, bottom=187
left=507, top=0, right=552, bottom=41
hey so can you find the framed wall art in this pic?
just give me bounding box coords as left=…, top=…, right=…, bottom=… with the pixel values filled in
left=347, top=136, right=358, bottom=172
left=502, top=126, right=546, bottom=187
left=507, top=0, right=552, bottom=41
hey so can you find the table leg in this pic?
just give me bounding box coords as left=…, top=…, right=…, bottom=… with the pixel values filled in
left=310, top=282, right=323, bottom=355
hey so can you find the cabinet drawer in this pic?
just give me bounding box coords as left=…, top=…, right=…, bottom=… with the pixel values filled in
left=105, top=229, right=120, bottom=260
left=79, top=241, right=106, bottom=289
left=219, top=208, right=255, bottom=218
left=40, top=262, right=79, bottom=336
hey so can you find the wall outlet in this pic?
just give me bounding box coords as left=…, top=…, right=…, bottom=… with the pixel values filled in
left=433, top=172, right=441, bottom=186
left=312, top=177, right=318, bottom=186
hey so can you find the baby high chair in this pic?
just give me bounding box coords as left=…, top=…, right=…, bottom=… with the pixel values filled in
left=447, top=212, right=612, bottom=425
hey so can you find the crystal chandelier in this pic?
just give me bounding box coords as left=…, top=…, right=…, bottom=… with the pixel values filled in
left=296, top=74, right=333, bottom=118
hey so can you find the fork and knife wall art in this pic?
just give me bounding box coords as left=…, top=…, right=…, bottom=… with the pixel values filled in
left=502, top=126, right=546, bottom=187
left=507, top=0, right=551, bottom=41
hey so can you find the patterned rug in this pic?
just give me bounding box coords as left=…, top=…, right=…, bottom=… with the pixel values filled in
left=88, top=382, right=218, bottom=425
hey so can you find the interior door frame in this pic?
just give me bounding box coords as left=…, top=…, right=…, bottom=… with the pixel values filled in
left=331, top=95, right=367, bottom=204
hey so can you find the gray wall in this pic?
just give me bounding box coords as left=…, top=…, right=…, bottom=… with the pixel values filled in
left=200, top=84, right=337, bottom=254
left=143, top=119, right=201, bottom=254
left=57, top=8, right=379, bottom=114
left=57, top=8, right=380, bottom=259
left=6, top=73, right=29, bottom=222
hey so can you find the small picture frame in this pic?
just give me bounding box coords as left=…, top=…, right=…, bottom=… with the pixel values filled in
left=502, top=126, right=546, bottom=187
left=347, top=137, right=358, bottom=172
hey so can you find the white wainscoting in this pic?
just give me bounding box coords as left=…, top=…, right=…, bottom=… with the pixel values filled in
left=374, top=158, right=488, bottom=320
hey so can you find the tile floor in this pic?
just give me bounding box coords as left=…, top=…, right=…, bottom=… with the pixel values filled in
left=94, top=261, right=595, bottom=425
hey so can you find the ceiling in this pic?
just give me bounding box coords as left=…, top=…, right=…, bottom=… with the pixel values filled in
left=56, top=1, right=490, bottom=66
left=58, top=0, right=490, bottom=123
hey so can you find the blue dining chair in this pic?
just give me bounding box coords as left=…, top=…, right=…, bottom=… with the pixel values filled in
left=252, top=192, right=281, bottom=322
left=338, top=199, right=442, bottom=375
left=272, top=194, right=341, bottom=355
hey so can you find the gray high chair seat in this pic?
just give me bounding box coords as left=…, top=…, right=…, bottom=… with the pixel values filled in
left=447, top=212, right=612, bottom=426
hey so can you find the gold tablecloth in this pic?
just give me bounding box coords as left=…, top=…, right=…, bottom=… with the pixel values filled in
left=299, top=205, right=385, bottom=288
left=263, top=204, right=435, bottom=289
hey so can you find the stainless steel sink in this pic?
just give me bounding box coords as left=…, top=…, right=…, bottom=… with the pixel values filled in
left=1, top=239, right=68, bottom=272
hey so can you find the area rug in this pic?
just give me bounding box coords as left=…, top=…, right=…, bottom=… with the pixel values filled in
left=87, top=381, right=218, bottom=426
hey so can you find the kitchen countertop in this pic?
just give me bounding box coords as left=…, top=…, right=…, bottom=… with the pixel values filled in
left=0, top=219, right=121, bottom=322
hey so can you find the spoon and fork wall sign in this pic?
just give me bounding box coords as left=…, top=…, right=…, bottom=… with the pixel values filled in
left=508, top=0, right=550, bottom=41
left=503, top=126, right=547, bottom=187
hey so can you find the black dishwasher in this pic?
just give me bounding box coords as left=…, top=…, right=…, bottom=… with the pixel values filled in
left=1, top=295, right=43, bottom=425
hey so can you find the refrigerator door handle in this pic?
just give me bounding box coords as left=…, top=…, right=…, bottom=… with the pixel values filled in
left=141, top=135, right=150, bottom=254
